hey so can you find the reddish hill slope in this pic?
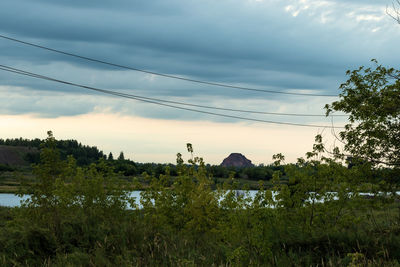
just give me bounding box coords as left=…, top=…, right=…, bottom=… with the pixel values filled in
left=0, top=145, right=37, bottom=166
left=220, top=153, right=254, bottom=168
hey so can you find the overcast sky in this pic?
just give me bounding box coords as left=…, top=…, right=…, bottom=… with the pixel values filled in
left=0, top=0, right=399, bottom=164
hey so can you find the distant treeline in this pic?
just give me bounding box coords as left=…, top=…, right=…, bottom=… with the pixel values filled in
left=115, top=161, right=284, bottom=181
left=0, top=137, right=104, bottom=166
left=0, top=137, right=283, bottom=181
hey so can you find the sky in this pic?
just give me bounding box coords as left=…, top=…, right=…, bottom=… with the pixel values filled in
left=0, top=0, right=399, bottom=164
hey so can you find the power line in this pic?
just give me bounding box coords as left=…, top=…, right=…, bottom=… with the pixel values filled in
left=0, top=34, right=339, bottom=97
left=4, top=63, right=344, bottom=117
left=0, top=64, right=345, bottom=128
left=0, top=64, right=340, bottom=118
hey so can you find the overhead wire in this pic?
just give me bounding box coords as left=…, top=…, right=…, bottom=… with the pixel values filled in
left=0, top=64, right=345, bottom=128
left=0, top=34, right=339, bottom=97
left=1, top=63, right=344, bottom=117
left=0, top=64, right=343, bottom=118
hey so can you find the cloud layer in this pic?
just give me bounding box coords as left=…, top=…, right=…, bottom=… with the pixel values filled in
left=0, top=0, right=399, bottom=123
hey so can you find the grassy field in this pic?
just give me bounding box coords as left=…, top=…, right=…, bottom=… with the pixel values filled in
left=0, top=171, right=33, bottom=193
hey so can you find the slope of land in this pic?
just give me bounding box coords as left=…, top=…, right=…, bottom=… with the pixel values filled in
left=221, top=153, right=254, bottom=168
left=0, top=145, right=37, bottom=166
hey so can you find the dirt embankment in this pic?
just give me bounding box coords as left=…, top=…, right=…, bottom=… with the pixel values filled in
left=0, top=145, right=37, bottom=166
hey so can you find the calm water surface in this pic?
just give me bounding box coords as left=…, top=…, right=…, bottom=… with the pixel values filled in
left=0, top=191, right=260, bottom=208
left=0, top=190, right=391, bottom=208
left=0, top=194, right=30, bottom=207
left=0, top=191, right=144, bottom=208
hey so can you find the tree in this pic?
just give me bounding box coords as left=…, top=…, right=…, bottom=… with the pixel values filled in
left=387, top=0, right=400, bottom=24
left=108, top=152, right=114, bottom=161
left=118, top=151, right=125, bottom=161
left=325, top=60, right=400, bottom=168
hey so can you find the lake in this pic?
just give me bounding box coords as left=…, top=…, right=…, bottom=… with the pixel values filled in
left=0, top=190, right=260, bottom=208
left=0, top=190, right=392, bottom=208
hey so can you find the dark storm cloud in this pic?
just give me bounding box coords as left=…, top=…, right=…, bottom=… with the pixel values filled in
left=0, top=0, right=399, bottom=120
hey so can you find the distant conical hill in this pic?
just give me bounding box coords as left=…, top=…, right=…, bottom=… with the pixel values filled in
left=220, top=153, right=254, bottom=168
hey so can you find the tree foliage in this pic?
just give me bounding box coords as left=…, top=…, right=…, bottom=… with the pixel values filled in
left=326, top=60, right=400, bottom=168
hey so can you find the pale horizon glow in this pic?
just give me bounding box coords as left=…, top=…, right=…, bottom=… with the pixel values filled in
left=0, top=113, right=334, bottom=165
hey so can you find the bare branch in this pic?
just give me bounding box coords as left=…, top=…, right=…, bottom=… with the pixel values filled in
left=387, top=0, right=400, bottom=24
left=330, top=116, right=346, bottom=146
